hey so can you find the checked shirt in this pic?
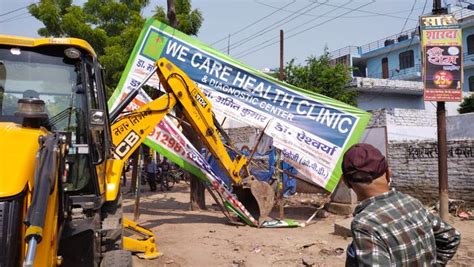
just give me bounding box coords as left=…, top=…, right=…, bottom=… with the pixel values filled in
left=350, top=189, right=461, bottom=266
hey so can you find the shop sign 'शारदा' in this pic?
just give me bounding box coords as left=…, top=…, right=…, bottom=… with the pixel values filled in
left=420, top=14, right=463, bottom=102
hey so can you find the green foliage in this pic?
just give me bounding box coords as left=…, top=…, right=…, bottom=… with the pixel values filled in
left=284, top=52, right=358, bottom=106
left=28, top=0, right=202, bottom=97
left=153, top=0, right=203, bottom=36
left=458, top=94, right=474, bottom=114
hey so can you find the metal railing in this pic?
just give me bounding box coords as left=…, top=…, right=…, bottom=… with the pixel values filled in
left=365, top=63, right=422, bottom=79
left=451, top=6, right=474, bottom=21
left=329, top=28, right=419, bottom=59
left=359, top=28, right=419, bottom=54
left=328, top=46, right=360, bottom=60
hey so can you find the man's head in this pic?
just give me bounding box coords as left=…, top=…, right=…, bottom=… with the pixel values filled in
left=341, top=143, right=391, bottom=200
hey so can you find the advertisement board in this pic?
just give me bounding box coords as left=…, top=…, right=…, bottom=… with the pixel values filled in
left=108, top=19, right=370, bottom=193
left=420, top=14, right=463, bottom=102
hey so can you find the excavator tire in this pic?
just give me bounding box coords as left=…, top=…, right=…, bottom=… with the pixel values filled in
left=101, top=193, right=123, bottom=252
left=100, top=250, right=132, bottom=267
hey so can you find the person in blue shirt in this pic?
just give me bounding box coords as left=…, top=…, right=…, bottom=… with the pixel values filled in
left=146, top=157, right=157, bottom=191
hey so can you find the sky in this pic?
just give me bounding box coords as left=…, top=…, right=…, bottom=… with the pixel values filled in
left=0, top=0, right=462, bottom=70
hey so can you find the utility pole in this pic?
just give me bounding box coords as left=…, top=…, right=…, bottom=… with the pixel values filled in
left=227, top=34, right=230, bottom=55
left=432, top=0, right=449, bottom=221
left=279, top=30, right=284, bottom=80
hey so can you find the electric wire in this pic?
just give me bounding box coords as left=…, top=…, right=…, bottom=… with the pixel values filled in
left=0, top=4, right=30, bottom=17
left=256, top=0, right=423, bottom=21
left=209, top=0, right=296, bottom=46
left=0, top=11, right=32, bottom=24
left=219, top=0, right=323, bottom=52
left=364, top=0, right=428, bottom=103
left=235, top=0, right=373, bottom=59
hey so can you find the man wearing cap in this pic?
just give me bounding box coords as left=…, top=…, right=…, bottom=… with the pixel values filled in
left=342, top=143, right=460, bottom=266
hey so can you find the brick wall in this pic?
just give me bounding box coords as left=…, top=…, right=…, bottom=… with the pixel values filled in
left=368, top=108, right=436, bottom=128
left=367, top=109, right=387, bottom=128
left=225, top=126, right=256, bottom=149
left=388, top=139, right=474, bottom=207
left=386, top=108, right=436, bottom=127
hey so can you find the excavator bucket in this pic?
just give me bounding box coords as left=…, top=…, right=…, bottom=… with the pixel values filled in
left=234, top=179, right=275, bottom=225
left=250, top=180, right=275, bottom=225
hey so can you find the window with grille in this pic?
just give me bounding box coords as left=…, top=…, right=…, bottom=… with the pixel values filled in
left=469, top=76, right=474, bottom=92
left=468, top=35, right=474, bottom=55
left=399, top=50, right=414, bottom=70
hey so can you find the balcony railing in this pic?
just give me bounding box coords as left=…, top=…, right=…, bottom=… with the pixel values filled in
left=329, top=28, right=419, bottom=59
left=359, top=28, right=419, bottom=55
left=365, top=63, right=422, bottom=80
left=328, top=46, right=360, bottom=60
left=329, top=6, right=474, bottom=67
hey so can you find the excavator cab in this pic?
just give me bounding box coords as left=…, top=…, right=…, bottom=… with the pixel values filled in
left=0, top=36, right=134, bottom=266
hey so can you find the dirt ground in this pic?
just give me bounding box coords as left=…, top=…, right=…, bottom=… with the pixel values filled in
left=122, top=182, right=474, bottom=267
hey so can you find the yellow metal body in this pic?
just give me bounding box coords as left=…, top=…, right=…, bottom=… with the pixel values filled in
left=108, top=59, right=255, bottom=258
left=0, top=123, right=46, bottom=197
left=31, top=159, right=60, bottom=267
left=156, top=58, right=248, bottom=184
left=0, top=123, right=60, bottom=266
left=104, top=159, right=125, bottom=201
left=0, top=35, right=160, bottom=265
left=111, top=94, right=177, bottom=165
left=123, top=218, right=161, bottom=259
left=111, top=58, right=247, bottom=187
left=0, top=34, right=96, bottom=56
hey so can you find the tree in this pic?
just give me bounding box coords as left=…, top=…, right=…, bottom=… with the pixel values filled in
left=458, top=94, right=474, bottom=114
left=153, top=0, right=203, bottom=36
left=160, top=0, right=206, bottom=211
left=28, top=0, right=202, bottom=97
left=284, top=52, right=358, bottom=106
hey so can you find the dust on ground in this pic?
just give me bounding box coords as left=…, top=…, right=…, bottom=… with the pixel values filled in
left=122, top=183, right=474, bottom=267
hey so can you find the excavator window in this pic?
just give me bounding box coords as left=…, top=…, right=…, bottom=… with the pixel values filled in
left=0, top=46, right=77, bottom=125
left=0, top=45, right=96, bottom=192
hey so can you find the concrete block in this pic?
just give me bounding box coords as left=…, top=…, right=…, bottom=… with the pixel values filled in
left=325, top=202, right=356, bottom=216
left=334, top=217, right=353, bottom=237
left=330, top=181, right=357, bottom=204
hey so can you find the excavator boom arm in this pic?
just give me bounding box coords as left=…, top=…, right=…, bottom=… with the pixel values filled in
left=110, top=58, right=274, bottom=224
left=111, top=58, right=247, bottom=185
left=155, top=59, right=247, bottom=184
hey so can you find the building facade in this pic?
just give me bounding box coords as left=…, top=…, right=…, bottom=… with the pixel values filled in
left=329, top=5, right=474, bottom=115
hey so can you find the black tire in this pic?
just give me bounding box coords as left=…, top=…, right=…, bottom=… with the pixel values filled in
left=160, top=173, right=174, bottom=191
left=166, top=174, right=175, bottom=190
left=100, top=250, right=132, bottom=267
left=101, top=193, right=123, bottom=252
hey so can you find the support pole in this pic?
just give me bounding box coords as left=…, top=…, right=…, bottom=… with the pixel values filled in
left=437, top=102, right=449, bottom=221
left=278, top=29, right=285, bottom=219
left=134, top=146, right=143, bottom=221
left=433, top=0, right=449, bottom=221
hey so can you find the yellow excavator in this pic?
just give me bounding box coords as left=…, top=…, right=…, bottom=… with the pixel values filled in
left=0, top=35, right=274, bottom=266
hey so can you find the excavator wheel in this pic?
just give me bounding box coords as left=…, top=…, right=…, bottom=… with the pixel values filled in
left=101, top=250, right=132, bottom=267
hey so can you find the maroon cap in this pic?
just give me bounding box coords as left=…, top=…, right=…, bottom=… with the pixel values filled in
left=342, top=143, right=388, bottom=183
